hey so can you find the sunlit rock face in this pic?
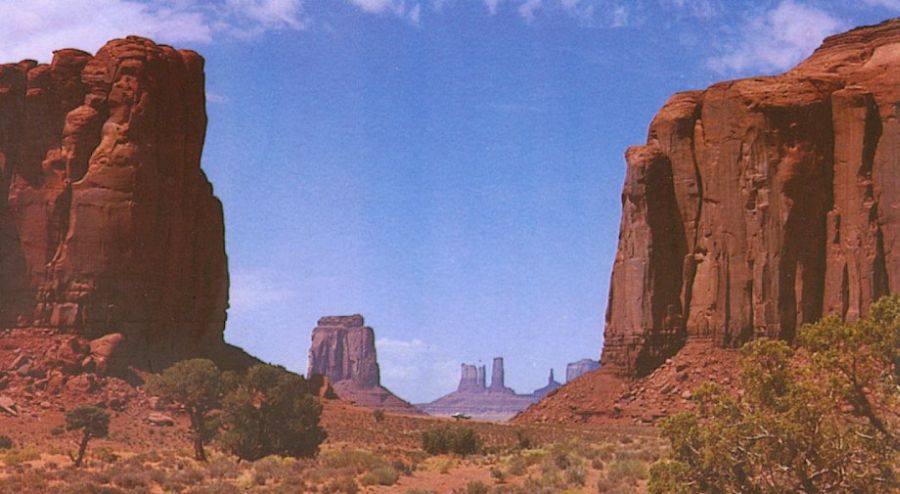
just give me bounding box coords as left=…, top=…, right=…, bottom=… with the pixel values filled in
left=307, top=315, right=422, bottom=414
left=602, top=20, right=900, bottom=377
left=0, top=37, right=229, bottom=370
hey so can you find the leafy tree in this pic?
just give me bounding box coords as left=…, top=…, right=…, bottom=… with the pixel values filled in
left=219, top=364, right=326, bottom=460
left=649, top=296, right=899, bottom=494
left=146, top=358, right=222, bottom=461
left=65, top=405, right=110, bottom=467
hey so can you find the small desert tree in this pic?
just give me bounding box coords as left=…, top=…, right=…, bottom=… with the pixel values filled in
left=66, top=405, right=110, bottom=467
left=146, top=358, right=222, bottom=461
left=219, top=364, right=326, bottom=461
left=649, top=296, right=899, bottom=494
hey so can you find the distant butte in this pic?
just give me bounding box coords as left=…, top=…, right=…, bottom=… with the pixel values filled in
left=419, top=357, right=560, bottom=421
left=306, top=315, right=421, bottom=414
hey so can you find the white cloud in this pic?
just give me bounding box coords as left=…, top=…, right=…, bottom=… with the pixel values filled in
left=518, top=0, right=543, bottom=21
left=661, top=0, right=717, bottom=19
left=345, top=0, right=423, bottom=24
left=228, top=270, right=296, bottom=312
left=485, top=0, right=502, bottom=14
left=0, top=0, right=306, bottom=63
left=707, top=1, right=848, bottom=75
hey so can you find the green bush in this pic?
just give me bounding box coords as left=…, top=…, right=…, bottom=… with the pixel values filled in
left=465, top=480, right=490, bottom=494
left=649, top=295, right=900, bottom=494
left=219, top=364, right=326, bottom=461
left=421, top=426, right=482, bottom=456
left=0, top=435, right=12, bottom=449
left=65, top=406, right=109, bottom=467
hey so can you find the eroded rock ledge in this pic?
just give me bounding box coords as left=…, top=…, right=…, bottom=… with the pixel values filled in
left=602, top=19, right=900, bottom=377
left=0, top=37, right=229, bottom=369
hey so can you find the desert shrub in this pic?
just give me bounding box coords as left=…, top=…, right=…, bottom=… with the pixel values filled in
left=146, top=358, right=222, bottom=461
left=322, top=476, right=358, bottom=494
left=207, top=456, right=241, bottom=479
left=464, top=480, right=490, bottom=494
left=320, top=449, right=387, bottom=473
left=50, top=426, right=65, bottom=436
left=596, top=476, right=629, bottom=494
left=0, top=434, right=14, bottom=449
left=506, top=454, right=527, bottom=476
left=0, top=470, right=49, bottom=494
left=514, top=429, right=534, bottom=449
left=51, top=482, right=125, bottom=494
left=565, top=464, right=587, bottom=486
left=405, top=490, right=437, bottom=494
left=3, top=447, right=41, bottom=465
left=185, top=482, right=242, bottom=494
left=373, top=408, right=386, bottom=422
left=219, top=364, right=326, bottom=461
left=606, top=459, right=648, bottom=485
left=361, top=465, right=400, bottom=486
left=421, top=426, right=482, bottom=456
left=650, top=295, right=900, bottom=494
left=110, top=467, right=149, bottom=489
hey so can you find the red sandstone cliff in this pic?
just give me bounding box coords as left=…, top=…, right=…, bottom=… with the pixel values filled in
left=602, top=19, right=900, bottom=377
left=0, top=37, right=231, bottom=370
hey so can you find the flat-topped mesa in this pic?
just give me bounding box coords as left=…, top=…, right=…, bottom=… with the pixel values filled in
left=566, top=359, right=599, bottom=383
left=307, top=315, right=379, bottom=388
left=601, top=18, right=900, bottom=378
left=306, top=315, right=422, bottom=414
left=0, top=37, right=230, bottom=370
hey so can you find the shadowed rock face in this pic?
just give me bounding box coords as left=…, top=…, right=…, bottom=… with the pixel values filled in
left=0, top=37, right=229, bottom=370
left=602, top=19, right=900, bottom=377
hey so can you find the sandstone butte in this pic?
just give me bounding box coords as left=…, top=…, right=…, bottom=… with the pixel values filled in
left=0, top=36, right=247, bottom=371
left=517, top=19, right=900, bottom=424
left=307, top=315, right=422, bottom=414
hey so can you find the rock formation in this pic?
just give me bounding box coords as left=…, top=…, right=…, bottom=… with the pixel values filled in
left=531, top=369, right=562, bottom=399
left=419, top=356, right=542, bottom=421
left=457, top=363, right=486, bottom=393
left=566, top=359, right=599, bottom=382
left=0, top=36, right=241, bottom=370
left=306, top=315, right=421, bottom=414
left=602, top=19, right=900, bottom=377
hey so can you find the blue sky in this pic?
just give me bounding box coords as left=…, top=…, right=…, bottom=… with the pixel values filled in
left=1, top=0, right=897, bottom=403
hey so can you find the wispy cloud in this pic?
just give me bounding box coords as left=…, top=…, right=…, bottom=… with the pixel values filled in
left=0, top=0, right=306, bottom=63
left=346, top=0, right=423, bottom=24
left=707, top=0, right=849, bottom=75
left=376, top=337, right=459, bottom=402
left=228, top=270, right=296, bottom=312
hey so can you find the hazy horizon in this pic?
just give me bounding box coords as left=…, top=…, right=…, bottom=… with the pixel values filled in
left=1, top=0, right=897, bottom=403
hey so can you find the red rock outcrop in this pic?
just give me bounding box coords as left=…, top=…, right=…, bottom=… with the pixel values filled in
left=0, top=37, right=231, bottom=370
left=602, top=19, right=900, bottom=377
left=307, top=315, right=422, bottom=414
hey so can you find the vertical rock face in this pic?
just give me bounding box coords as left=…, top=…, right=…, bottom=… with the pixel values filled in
left=0, top=37, right=229, bottom=369
left=306, top=315, right=421, bottom=414
left=488, top=357, right=513, bottom=393
left=566, top=359, right=599, bottom=383
left=602, top=20, right=900, bottom=377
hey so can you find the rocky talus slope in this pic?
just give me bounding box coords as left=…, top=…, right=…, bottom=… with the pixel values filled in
left=0, top=37, right=237, bottom=370
left=519, top=19, right=900, bottom=424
